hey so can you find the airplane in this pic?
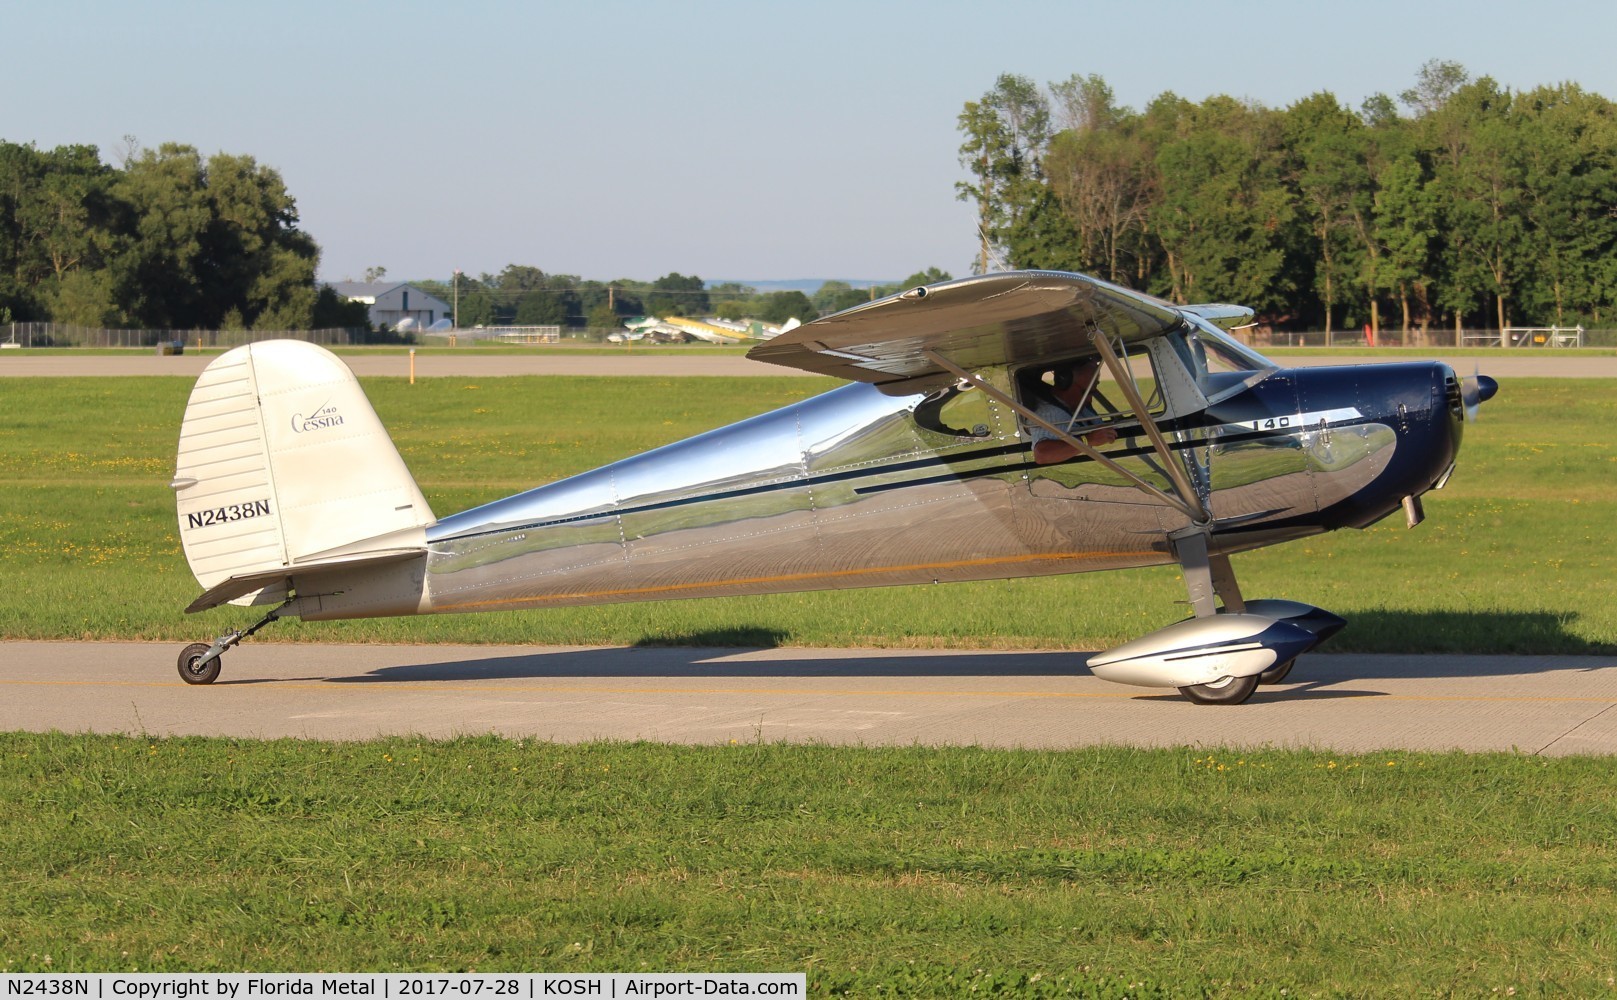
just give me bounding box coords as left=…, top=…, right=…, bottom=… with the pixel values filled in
left=169, top=270, right=1496, bottom=704
left=701, top=317, right=802, bottom=341
left=662, top=317, right=745, bottom=344
left=608, top=317, right=694, bottom=344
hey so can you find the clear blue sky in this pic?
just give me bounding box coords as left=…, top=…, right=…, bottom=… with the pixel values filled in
left=6, top=0, right=1614, bottom=286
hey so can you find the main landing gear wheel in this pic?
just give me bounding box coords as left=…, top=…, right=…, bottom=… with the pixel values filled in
left=1177, top=673, right=1260, bottom=705
left=1258, top=658, right=1296, bottom=685
left=177, top=642, right=221, bottom=685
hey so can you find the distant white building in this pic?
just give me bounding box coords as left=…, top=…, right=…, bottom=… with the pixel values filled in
left=328, top=281, right=452, bottom=331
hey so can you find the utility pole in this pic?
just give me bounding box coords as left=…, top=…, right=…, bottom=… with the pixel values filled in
left=452, top=269, right=460, bottom=328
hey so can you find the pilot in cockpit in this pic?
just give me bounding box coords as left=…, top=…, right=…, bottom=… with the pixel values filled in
left=1027, top=358, right=1119, bottom=465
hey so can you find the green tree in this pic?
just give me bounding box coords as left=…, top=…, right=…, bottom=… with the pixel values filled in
left=1005, top=186, right=1087, bottom=272
left=586, top=303, right=620, bottom=329
left=456, top=274, right=497, bottom=327
left=107, top=144, right=320, bottom=329
left=647, top=272, right=708, bottom=317
left=0, top=142, right=123, bottom=323
left=897, top=267, right=952, bottom=289
left=113, top=144, right=213, bottom=327
left=759, top=290, right=816, bottom=324
left=1043, top=79, right=1157, bottom=285
left=1426, top=77, right=1527, bottom=332
left=811, top=280, right=869, bottom=314
left=605, top=280, right=643, bottom=319
left=203, top=152, right=319, bottom=329
left=311, top=284, right=372, bottom=330
left=46, top=268, right=121, bottom=327
left=957, top=74, right=1051, bottom=271
left=1373, top=151, right=1441, bottom=339
left=1149, top=96, right=1299, bottom=311
left=515, top=289, right=568, bottom=326
left=1513, top=84, right=1617, bottom=326
left=1400, top=59, right=1471, bottom=119
left=1284, top=92, right=1373, bottom=335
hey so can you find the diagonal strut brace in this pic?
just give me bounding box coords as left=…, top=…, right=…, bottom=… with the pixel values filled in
left=920, top=348, right=1204, bottom=523
left=1086, top=330, right=1211, bottom=524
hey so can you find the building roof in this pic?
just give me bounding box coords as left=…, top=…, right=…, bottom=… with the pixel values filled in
left=327, top=281, right=404, bottom=303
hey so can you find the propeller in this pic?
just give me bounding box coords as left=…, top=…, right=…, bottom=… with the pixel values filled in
left=1460, top=367, right=1499, bottom=422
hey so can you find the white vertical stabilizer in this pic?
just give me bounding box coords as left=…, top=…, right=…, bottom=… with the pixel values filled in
left=172, top=340, right=434, bottom=608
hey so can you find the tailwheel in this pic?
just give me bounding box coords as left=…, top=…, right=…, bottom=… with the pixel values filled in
left=177, top=642, right=222, bottom=685
left=1177, top=673, right=1259, bottom=705
left=174, top=600, right=291, bottom=686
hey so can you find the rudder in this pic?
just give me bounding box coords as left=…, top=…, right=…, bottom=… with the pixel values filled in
left=172, top=340, right=434, bottom=611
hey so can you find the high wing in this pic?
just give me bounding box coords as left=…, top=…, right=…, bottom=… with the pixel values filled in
left=746, top=270, right=1183, bottom=392
left=1181, top=303, right=1256, bottom=332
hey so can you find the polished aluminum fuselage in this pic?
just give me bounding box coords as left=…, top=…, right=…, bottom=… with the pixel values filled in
left=416, top=361, right=1461, bottom=616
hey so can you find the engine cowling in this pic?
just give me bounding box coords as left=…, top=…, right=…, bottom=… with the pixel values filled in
left=1240, top=599, right=1347, bottom=644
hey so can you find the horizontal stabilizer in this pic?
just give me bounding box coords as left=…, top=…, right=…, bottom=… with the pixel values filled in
left=185, top=547, right=424, bottom=614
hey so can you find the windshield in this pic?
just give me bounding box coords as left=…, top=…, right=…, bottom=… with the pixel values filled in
left=1190, top=319, right=1276, bottom=373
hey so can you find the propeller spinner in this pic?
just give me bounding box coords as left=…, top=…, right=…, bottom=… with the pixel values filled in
left=1461, top=370, right=1499, bottom=422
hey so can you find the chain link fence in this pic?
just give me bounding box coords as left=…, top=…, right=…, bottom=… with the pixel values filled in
left=1242, top=327, right=1617, bottom=349
left=2, top=323, right=372, bottom=349
left=9, top=321, right=1617, bottom=352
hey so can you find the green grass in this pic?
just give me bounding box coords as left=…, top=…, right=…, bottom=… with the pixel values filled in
left=6, top=376, right=1617, bottom=991
left=2, top=342, right=754, bottom=357
left=2, top=375, right=1614, bottom=652
left=4, top=731, right=1616, bottom=994
left=1262, top=345, right=1617, bottom=357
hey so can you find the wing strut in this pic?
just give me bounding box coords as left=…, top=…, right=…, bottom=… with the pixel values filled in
left=1086, top=330, right=1211, bottom=524
left=920, top=348, right=1205, bottom=523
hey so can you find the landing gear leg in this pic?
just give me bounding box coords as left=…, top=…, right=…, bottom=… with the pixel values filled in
left=176, top=601, right=291, bottom=685
left=1170, top=529, right=1259, bottom=705
left=1174, top=527, right=1244, bottom=618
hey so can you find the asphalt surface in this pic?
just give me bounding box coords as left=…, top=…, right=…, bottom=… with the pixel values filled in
left=5, top=642, right=1616, bottom=755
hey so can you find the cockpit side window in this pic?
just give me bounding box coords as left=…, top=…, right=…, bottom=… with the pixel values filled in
left=1012, top=346, right=1164, bottom=438
left=913, top=382, right=993, bottom=439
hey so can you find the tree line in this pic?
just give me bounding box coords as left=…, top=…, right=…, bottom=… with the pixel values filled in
left=0, top=133, right=954, bottom=334
left=959, top=61, right=1617, bottom=337
left=0, top=140, right=368, bottom=330
left=411, top=267, right=956, bottom=330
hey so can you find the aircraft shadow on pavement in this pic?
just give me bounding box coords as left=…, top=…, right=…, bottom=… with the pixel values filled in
left=317, top=610, right=1608, bottom=687
left=326, top=647, right=1086, bottom=683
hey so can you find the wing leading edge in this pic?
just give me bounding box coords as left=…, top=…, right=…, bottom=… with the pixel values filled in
left=746, top=270, right=1185, bottom=392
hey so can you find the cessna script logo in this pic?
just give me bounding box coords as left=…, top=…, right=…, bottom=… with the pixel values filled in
left=291, top=401, right=344, bottom=433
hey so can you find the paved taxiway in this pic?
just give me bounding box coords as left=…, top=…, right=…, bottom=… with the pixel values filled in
left=5, top=643, right=1616, bottom=755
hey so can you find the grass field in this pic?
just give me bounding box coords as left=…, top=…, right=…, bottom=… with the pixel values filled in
left=1, top=374, right=1614, bottom=653
left=5, top=372, right=1617, bottom=990
left=2, top=342, right=754, bottom=357
left=4, top=731, right=1616, bottom=994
